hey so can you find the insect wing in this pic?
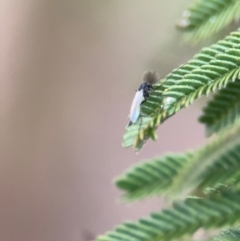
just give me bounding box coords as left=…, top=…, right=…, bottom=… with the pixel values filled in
left=129, top=89, right=144, bottom=123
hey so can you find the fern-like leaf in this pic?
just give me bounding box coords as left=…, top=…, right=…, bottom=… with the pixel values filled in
left=115, top=153, right=192, bottom=201
left=211, top=228, right=240, bottom=241
left=123, top=30, right=240, bottom=150
left=119, top=120, right=240, bottom=202
left=199, top=77, right=240, bottom=136
left=169, top=119, right=240, bottom=197
left=96, top=191, right=240, bottom=241
left=177, top=0, right=240, bottom=43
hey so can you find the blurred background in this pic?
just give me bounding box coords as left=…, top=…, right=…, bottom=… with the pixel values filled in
left=2, top=0, right=207, bottom=241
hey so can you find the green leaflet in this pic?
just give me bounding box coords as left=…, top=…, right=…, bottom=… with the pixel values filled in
left=169, top=119, right=240, bottom=197
left=195, top=140, right=240, bottom=195
left=123, top=30, right=240, bottom=151
left=96, top=191, right=240, bottom=241
left=211, top=228, right=240, bottom=241
left=177, top=0, right=240, bottom=43
left=115, top=153, right=192, bottom=201
left=199, top=75, right=240, bottom=136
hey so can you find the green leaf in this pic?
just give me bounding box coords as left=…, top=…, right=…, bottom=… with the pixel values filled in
left=177, top=0, right=240, bottom=43
left=123, top=30, right=240, bottom=151
left=211, top=228, right=240, bottom=241
left=119, top=120, right=240, bottom=202
left=199, top=77, right=240, bottom=136
left=115, top=153, right=192, bottom=202
left=96, top=191, right=240, bottom=241
left=169, top=119, right=240, bottom=197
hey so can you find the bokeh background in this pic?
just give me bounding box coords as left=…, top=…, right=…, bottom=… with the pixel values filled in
left=2, top=1, right=207, bottom=241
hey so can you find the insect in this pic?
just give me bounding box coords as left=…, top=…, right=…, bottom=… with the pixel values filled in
left=127, top=63, right=189, bottom=127
left=128, top=70, right=160, bottom=126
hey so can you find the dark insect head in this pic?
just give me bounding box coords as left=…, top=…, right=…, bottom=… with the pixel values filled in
left=139, top=70, right=161, bottom=99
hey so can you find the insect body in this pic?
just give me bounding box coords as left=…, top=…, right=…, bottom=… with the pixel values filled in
left=127, top=64, right=188, bottom=130
left=128, top=71, right=159, bottom=126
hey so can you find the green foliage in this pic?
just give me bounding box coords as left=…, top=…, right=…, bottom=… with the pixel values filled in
left=169, top=120, right=240, bottom=197
left=119, top=120, right=240, bottom=202
left=177, top=0, right=240, bottom=43
left=211, top=228, right=240, bottom=241
left=96, top=191, right=240, bottom=241
left=97, top=3, right=240, bottom=241
left=115, top=153, right=192, bottom=201
left=123, top=30, right=240, bottom=150
left=199, top=78, right=240, bottom=136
